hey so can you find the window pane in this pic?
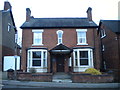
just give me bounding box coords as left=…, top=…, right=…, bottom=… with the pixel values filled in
left=32, top=60, right=41, bottom=66
left=75, top=51, right=77, bottom=58
left=43, top=51, right=47, bottom=67
left=34, top=33, right=42, bottom=44
left=57, top=30, right=63, bottom=44
left=43, top=60, right=46, bottom=67
left=74, top=51, right=78, bottom=66
left=75, top=59, right=78, bottom=66
left=78, top=32, right=85, bottom=37
left=80, top=51, right=88, bottom=65
left=79, top=38, right=86, bottom=43
left=58, top=39, right=62, bottom=44
left=80, top=59, right=88, bottom=65
left=32, top=51, right=41, bottom=66
left=78, top=32, right=86, bottom=44
left=58, top=32, right=62, bottom=38
left=80, top=51, right=88, bottom=58
left=43, top=52, right=46, bottom=58
left=33, top=52, right=41, bottom=58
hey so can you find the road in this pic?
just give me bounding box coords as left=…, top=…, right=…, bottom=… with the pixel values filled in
left=2, top=84, right=119, bottom=90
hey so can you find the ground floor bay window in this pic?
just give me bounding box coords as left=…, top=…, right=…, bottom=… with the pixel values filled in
left=73, top=48, right=94, bottom=72
left=27, top=49, right=47, bottom=72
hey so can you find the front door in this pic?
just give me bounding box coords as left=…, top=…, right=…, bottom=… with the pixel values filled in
left=56, top=55, right=64, bottom=72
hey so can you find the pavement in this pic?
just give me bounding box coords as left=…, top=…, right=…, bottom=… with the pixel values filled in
left=1, top=80, right=120, bottom=89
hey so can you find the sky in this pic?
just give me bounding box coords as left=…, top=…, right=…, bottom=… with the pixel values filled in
left=0, top=0, right=119, bottom=45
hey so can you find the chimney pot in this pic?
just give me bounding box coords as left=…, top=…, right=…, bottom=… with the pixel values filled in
left=86, top=7, right=92, bottom=21
left=26, top=8, right=31, bottom=22
left=4, top=1, right=12, bottom=10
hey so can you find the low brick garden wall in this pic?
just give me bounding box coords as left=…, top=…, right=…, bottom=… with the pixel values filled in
left=7, top=70, right=114, bottom=83
left=17, top=72, right=53, bottom=82
left=7, top=70, right=53, bottom=82
left=71, top=73, right=114, bottom=83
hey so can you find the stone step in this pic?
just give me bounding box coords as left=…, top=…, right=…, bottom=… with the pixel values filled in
left=52, top=79, right=72, bottom=83
left=52, top=73, right=72, bottom=82
left=53, top=75, right=71, bottom=79
left=53, top=73, right=71, bottom=79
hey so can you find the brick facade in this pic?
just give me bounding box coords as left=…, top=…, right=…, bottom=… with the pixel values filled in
left=21, top=28, right=101, bottom=72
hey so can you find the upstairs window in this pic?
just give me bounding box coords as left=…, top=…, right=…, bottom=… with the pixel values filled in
left=32, top=30, right=43, bottom=45
left=8, top=23, right=11, bottom=32
left=56, top=30, right=63, bottom=44
left=76, top=29, right=87, bottom=45
left=101, top=29, right=106, bottom=38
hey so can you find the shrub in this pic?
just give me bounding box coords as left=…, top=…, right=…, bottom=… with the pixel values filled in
left=29, top=68, right=36, bottom=73
left=85, top=68, right=102, bottom=75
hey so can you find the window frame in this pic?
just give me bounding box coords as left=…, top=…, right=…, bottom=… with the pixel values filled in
left=8, top=23, right=11, bottom=32
left=56, top=30, right=63, bottom=45
left=102, top=45, right=105, bottom=51
left=32, top=51, right=42, bottom=66
left=27, top=49, right=47, bottom=68
left=73, top=49, right=93, bottom=67
left=76, top=29, right=88, bottom=45
left=101, top=29, right=106, bottom=38
left=32, top=30, right=44, bottom=46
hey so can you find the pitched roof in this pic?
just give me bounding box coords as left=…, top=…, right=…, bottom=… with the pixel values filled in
left=50, top=44, right=72, bottom=51
left=49, top=44, right=73, bottom=54
left=20, top=18, right=98, bottom=29
left=99, top=20, right=120, bottom=34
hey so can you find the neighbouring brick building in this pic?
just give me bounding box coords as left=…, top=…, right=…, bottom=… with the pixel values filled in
left=20, top=7, right=101, bottom=74
left=0, top=1, right=17, bottom=71
left=98, top=20, right=120, bottom=82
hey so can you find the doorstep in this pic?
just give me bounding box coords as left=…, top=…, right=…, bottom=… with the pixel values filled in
left=52, top=79, right=72, bottom=83
left=52, top=72, right=72, bottom=83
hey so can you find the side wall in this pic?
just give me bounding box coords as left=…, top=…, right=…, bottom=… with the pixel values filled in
left=0, top=11, right=15, bottom=71
left=101, top=28, right=119, bottom=70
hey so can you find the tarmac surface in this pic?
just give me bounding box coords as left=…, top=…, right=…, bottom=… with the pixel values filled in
left=1, top=80, right=120, bottom=89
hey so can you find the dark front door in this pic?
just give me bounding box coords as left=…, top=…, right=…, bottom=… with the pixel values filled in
left=56, top=55, right=64, bottom=72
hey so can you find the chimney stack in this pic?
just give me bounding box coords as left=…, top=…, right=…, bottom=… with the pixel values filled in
left=4, top=1, right=12, bottom=10
left=86, top=7, right=92, bottom=21
left=26, top=8, right=31, bottom=22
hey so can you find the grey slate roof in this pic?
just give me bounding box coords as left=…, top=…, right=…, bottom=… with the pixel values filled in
left=20, top=18, right=98, bottom=29
left=100, top=20, right=120, bottom=33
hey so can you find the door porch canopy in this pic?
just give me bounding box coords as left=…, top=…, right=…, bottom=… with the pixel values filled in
left=49, top=44, right=73, bottom=54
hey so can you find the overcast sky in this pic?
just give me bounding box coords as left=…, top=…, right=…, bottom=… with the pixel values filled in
left=0, top=0, right=119, bottom=45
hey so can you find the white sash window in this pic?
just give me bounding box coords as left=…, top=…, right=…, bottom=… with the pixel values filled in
left=73, top=49, right=94, bottom=72
left=32, top=30, right=44, bottom=45
left=27, top=49, right=47, bottom=72
left=76, top=29, right=88, bottom=45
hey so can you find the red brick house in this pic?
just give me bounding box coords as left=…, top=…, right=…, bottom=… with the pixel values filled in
left=20, top=7, right=101, bottom=73
left=98, top=20, right=120, bottom=81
